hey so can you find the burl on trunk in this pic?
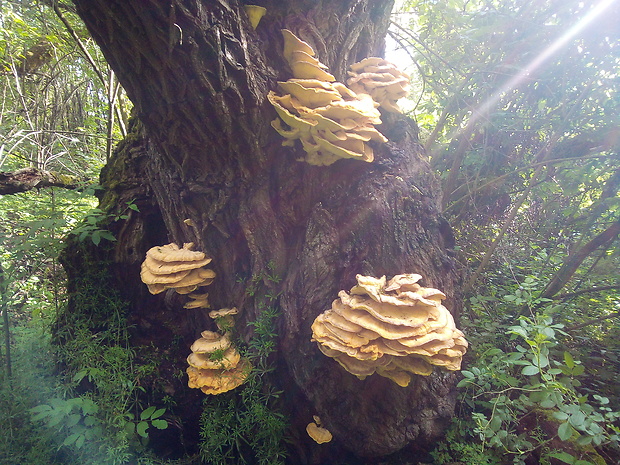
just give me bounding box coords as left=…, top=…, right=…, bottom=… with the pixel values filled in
left=67, top=0, right=462, bottom=461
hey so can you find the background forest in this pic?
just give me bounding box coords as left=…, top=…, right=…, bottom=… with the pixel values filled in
left=0, top=0, right=618, bottom=464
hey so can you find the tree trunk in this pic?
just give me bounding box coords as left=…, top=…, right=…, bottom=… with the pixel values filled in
left=65, top=0, right=461, bottom=462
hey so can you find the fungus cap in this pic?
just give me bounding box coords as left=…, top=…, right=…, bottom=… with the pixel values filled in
left=190, top=331, right=231, bottom=353
left=187, top=347, right=241, bottom=370
left=146, top=242, right=206, bottom=263
left=306, top=422, right=332, bottom=444
left=311, top=274, right=468, bottom=385
left=186, top=359, right=251, bottom=395
left=244, top=5, right=266, bottom=29
left=209, top=307, right=239, bottom=319
left=282, top=29, right=315, bottom=61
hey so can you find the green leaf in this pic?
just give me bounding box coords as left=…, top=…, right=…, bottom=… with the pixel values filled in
left=62, top=433, right=80, bottom=447
left=98, top=230, right=116, bottom=242
left=151, top=419, right=168, bottom=430
left=141, top=406, right=156, bottom=420
left=558, top=421, right=574, bottom=441
left=564, top=351, right=575, bottom=369
left=75, top=434, right=85, bottom=449
left=137, top=421, right=149, bottom=438
left=91, top=230, right=101, bottom=246
left=536, top=353, right=549, bottom=368
left=540, top=397, right=556, bottom=409
left=80, top=399, right=98, bottom=415
left=72, top=370, right=88, bottom=383
left=124, top=422, right=136, bottom=434
left=576, top=435, right=593, bottom=446
left=47, top=414, right=64, bottom=428
left=489, top=415, right=502, bottom=432
left=461, top=370, right=475, bottom=379
left=572, top=365, right=585, bottom=376
left=151, top=408, right=166, bottom=420
left=84, top=416, right=98, bottom=427
left=66, top=414, right=81, bottom=427
left=548, top=451, right=576, bottom=464
left=569, top=410, right=586, bottom=429
left=30, top=404, right=52, bottom=414
left=457, top=378, right=471, bottom=388
left=522, top=365, right=540, bottom=376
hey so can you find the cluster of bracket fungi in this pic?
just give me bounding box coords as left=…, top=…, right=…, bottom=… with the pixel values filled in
left=138, top=28, right=465, bottom=447
left=347, top=57, right=410, bottom=114
left=186, top=308, right=251, bottom=395
left=140, top=243, right=250, bottom=395
left=311, top=274, right=468, bottom=387
left=268, top=29, right=410, bottom=166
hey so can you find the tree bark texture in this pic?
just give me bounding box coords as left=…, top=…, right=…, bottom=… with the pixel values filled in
left=68, top=0, right=461, bottom=461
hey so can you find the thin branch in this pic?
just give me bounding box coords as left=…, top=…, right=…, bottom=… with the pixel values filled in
left=444, top=154, right=608, bottom=214
left=539, top=220, right=620, bottom=300
left=553, top=284, right=620, bottom=300
left=464, top=165, right=545, bottom=294
left=52, top=3, right=106, bottom=87
left=567, top=312, right=620, bottom=331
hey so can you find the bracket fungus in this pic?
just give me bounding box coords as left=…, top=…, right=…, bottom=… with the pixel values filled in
left=306, top=416, right=333, bottom=444
left=311, top=274, right=468, bottom=387
left=243, top=5, right=266, bottom=30
left=140, top=243, right=215, bottom=296
left=347, top=58, right=410, bottom=113
left=269, top=30, right=387, bottom=165
left=186, top=329, right=250, bottom=395
left=209, top=307, right=239, bottom=331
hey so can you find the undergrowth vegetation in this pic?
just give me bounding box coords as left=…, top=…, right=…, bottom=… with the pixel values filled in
left=199, top=265, right=288, bottom=465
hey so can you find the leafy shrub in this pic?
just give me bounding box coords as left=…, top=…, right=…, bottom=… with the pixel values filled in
left=454, top=310, right=620, bottom=464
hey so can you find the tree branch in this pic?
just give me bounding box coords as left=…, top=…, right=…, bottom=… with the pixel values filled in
left=567, top=312, right=620, bottom=331
left=0, top=167, right=87, bottom=195
left=553, top=284, right=620, bottom=300
left=539, top=219, right=620, bottom=300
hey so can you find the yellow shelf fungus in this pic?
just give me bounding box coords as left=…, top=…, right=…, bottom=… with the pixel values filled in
left=186, top=329, right=251, bottom=395
left=140, top=242, right=215, bottom=296
left=269, top=30, right=387, bottom=166
left=243, top=5, right=266, bottom=30
left=347, top=57, right=410, bottom=113
left=306, top=416, right=333, bottom=444
left=311, top=274, right=468, bottom=387
left=186, top=309, right=252, bottom=395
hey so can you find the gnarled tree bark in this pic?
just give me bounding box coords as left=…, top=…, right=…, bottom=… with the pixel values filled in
left=64, top=0, right=461, bottom=462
